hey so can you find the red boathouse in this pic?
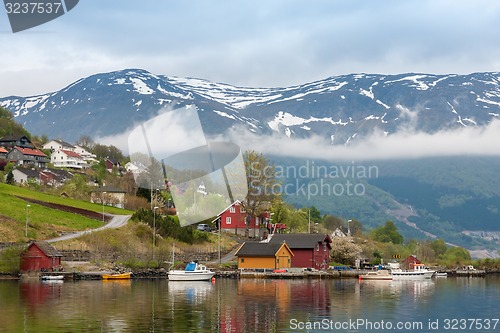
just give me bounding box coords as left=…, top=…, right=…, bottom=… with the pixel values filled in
left=20, top=241, right=63, bottom=272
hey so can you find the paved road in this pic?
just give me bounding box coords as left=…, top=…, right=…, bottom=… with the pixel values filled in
left=47, top=214, right=132, bottom=243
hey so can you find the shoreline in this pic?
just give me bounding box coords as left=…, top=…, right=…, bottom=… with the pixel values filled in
left=3, top=268, right=500, bottom=281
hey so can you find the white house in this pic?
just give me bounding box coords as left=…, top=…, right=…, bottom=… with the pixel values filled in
left=51, top=150, right=88, bottom=169
left=74, top=145, right=97, bottom=163
left=42, top=140, right=75, bottom=152
left=11, top=168, right=40, bottom=184
left=125, top=161, right=147, bottom=175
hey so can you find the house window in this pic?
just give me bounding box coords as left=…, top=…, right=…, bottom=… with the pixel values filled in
left=241, top=258, right=245, bottom=263
left=240, top=206, right=246, bottom=213
left=226, top=217, right=231, bottom=224
left=316, top=244, right=320, bottom=251
left=229, top=206, right=236, bottom=213
left=324, top=243, right=327, bottom=251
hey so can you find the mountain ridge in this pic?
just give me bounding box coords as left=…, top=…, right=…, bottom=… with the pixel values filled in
left=2, top=69, right=500, bottom=143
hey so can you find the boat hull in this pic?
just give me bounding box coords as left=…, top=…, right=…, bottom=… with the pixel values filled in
left=359, top=270, right=393, bottom=280
left=391, top=271, right=435, bottom=279
left=102, top=272, right=132, bottom=280
left=41, top=275, right=64, bottom=280
left=168, top=271, right=215, bottom=281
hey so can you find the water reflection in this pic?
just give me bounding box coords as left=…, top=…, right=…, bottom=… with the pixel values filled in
left=0, top=277, right=498, bottom=332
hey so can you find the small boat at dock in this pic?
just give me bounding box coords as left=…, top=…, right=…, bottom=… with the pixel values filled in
left=390, top=263, right=435, bottom=279
left=102, top=272, right=132, bottom=280
left=359, top=270, right=393, bottom=280
left=168, top=262, right=215, bottom=281
left=41, top=275, right=64, bottom=281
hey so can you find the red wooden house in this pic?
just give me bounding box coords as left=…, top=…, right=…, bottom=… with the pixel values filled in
left=268, top=234, right=332, bottom=270
left=401, top=255, right=421, bottom=270
left=20, top=241, right=63, bottom=272
left=213, top=201, right=286, bottom=237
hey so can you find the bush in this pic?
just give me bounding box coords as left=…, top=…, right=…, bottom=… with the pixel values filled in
left=0, top=245, right=24, bottom=273
left=132, top=208, right=209, bottom=244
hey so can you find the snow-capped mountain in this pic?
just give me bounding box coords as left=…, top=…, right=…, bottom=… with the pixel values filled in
left=2, top=69, right=500, bottom=143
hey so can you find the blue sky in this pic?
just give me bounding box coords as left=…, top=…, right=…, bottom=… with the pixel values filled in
left=2, top=0, right=500, bottom=96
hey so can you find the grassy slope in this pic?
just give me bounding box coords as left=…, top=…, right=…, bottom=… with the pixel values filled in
left=0, top=183, right=133, bottom=242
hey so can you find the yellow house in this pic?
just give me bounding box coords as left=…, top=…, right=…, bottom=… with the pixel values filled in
left=235, top=241, right=294, bottom=270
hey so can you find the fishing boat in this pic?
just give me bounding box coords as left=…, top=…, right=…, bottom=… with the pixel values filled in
left=390, top=263, right=435, bottom=279
left=359, top=270, right=393, bottom=280
left=168, top=261, right=215, bottom=281
left=102, top=272, right=132, bottom=280
left=41, top=275, right=64, bottom=281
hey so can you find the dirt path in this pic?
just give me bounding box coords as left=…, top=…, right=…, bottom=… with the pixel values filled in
left=47, top=214, right=131, bottom=243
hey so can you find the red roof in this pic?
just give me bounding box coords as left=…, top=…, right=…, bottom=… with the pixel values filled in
left=0, top=147, right=8, bottom=153
left=15, top=146, right=47, bottom=157
left=62, top=149, right=82, bottom=158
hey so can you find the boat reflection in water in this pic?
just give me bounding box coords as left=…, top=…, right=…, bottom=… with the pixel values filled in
left=168, top=280, right=214, bottom=306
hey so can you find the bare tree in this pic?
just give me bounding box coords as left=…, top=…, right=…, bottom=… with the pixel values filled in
left=242, top=151, right=278, bottom=238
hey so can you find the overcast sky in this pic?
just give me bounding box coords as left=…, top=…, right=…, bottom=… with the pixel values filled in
left=1, top=0, right=500, bottom=97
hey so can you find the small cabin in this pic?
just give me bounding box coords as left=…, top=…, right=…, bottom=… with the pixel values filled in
left=235, top=241, right=294, bottom=270
left=20, top=241, right=63, bottom=272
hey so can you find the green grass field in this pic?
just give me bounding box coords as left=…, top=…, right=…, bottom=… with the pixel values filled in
left=0, top=183, right=134, bottom=241
left=0, top=183, right=133, bottom=215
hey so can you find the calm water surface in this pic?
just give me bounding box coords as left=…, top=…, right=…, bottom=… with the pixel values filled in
left=1, top=276, right=499, bottom=332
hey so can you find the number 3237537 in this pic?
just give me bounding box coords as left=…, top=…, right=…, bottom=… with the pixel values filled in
left=5, top=2, right=63, bottom=15
left=443, top=318, right=499, bottom=330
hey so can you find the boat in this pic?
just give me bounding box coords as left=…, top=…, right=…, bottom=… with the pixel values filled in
left=434, top=272, right=448, bottom=277
left=41, top=275, right=64, bottom=280
left=102, top=272, right=132, bottom=280
left=390, top=263, right=435, bottom=279
left=359, top=270, right=393, bottom=280
left=168, top=261, right=215, bottom=281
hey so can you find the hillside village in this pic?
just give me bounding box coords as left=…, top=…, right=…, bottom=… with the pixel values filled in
left=0, top=106, right=499, bottom=275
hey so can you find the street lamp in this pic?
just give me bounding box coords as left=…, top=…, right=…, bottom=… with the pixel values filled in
left=102, top=191, right=106, bottom=223
left=153, top=206, right=159, bottom=261
left=308, top=209, right=311, bottom=234
left=25, top=204, right=31, bottom=237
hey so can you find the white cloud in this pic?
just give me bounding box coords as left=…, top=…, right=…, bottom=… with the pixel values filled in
left=222, top=119, right=500, bottom=161
left=3, top=1, right=500, bottom=96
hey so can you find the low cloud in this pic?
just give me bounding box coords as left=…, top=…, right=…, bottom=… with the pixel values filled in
left=222, top=119, right=500, bottom=161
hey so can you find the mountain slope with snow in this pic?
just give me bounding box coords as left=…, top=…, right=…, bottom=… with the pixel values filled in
left=2, top=69, right=500, bottom=143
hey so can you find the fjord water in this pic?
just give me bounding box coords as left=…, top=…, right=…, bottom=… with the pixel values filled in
left=0, top=277, right=499, bottom=332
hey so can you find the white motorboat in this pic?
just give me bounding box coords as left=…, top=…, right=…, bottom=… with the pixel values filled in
left=390, top=263, right=435, bottom=279
left=168, top=262, right=215, bottom=281
left=41, top=275, right=64, bottom=281
left=359, top=270, right=393, bottom=280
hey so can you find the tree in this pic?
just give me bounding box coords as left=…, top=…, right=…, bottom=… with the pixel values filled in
left=6, top=171, right=13, bottom=185
left=370, top=221, right=403, bottom=244
left=442, top=246, right=471, bottom=266
left=287, top=208, right=309, bottom=233
left=309, top=206, right=322, bottom=223
left=330, top=237, right=362, bottom=266
left=323, top=215, right=343, bottom=231
left=348, top=219, right=363, bottom=236
left=430, top=239, right=448, bottom=258
left=76, top=135, right=95, bottom=149
left=243, top=151, right=278, bottom=237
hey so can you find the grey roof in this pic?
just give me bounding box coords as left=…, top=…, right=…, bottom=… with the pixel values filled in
left=32, top=241, right=63, bottom=257
left=15, top=167, right=39, bottom=178
left=91, top=185, right=126, bottom=193
left=53, top=139, right=75, bottom=148
left=269, top=234, right=332, bottom=249
left=235, top=242, right=288, bottom=257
